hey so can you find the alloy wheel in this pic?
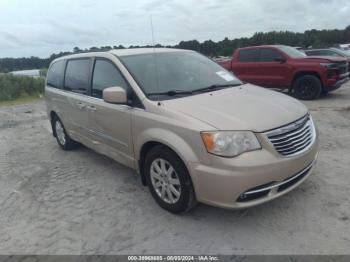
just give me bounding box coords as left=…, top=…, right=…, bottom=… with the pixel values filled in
left=55, top=120, right=66, bottom=146
left=299, top=79, right=316, bottom=97
left=150, top=158, right=181, bottom=204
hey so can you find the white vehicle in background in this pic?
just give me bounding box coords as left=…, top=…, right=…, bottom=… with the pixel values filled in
left=339, top=44, right=350, bottom=50
left=9, top=69, right=45, bottom=78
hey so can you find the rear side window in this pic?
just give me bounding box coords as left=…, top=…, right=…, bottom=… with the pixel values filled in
left=320, top=50, right=331, bottom=56
left=47, top=60, right=65, bottom=89
left=260, top=48, right=284, bottom=62
left=325, top=50, right=341, bottom=57
left=92, top=59, right=129, bottom=98
left=238, top=49, right=260, bottom=62
left=64, top=59, right=91, bottom=94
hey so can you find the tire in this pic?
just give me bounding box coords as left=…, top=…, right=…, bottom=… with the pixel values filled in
left=144, top=145, right=197, bottom=214
left=321, top=88, right=329, bottom=95
left=52, top=116, right=78, bottom=150
left=292, top=75, right=322, bottom=100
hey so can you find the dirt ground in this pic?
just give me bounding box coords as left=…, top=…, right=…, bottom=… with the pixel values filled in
left=0, top=83, right=349, bottom=255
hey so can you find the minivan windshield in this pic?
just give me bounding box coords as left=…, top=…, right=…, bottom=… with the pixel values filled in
left=119, top=51, right=242, bottom=99
left=277, top=45, right=307, bottom=58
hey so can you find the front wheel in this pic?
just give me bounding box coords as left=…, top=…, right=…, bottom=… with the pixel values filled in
left=144, top=145, right=197, bottom=214
left=292, top=75, right=322, bottom=100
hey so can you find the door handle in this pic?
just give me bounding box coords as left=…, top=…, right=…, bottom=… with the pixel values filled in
left=87, top=105, right=97, bottom=111
left=76, top=102, right=86, bottom=109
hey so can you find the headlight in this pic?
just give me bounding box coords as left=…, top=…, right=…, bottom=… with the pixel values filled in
left=320, top=63, right=338, bottom=69
left=201, top=131, right=261, bottom=157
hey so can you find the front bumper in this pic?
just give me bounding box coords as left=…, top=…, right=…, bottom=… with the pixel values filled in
left=236, top=154, right=317, bottom=203
left=324, top=75, right=349, bottom=92
left=188, top=135, right=319, bottom=209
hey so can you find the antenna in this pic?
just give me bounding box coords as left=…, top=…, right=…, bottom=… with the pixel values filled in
left=150, top=14, right=156, bottom=48
left=150, top=15, right=161, bottom=105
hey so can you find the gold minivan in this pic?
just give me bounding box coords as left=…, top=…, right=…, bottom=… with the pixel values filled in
left=45, top=48, right=318, bottom=213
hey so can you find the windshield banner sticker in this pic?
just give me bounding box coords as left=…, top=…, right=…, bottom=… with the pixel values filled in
left=216, top=71, right=236, bottom=81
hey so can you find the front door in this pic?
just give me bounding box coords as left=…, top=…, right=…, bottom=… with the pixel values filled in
left=89, top=58, right=134, bottom=168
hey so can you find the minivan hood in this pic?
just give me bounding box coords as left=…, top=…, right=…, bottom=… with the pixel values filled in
left=163, top=84, right=308, bottom=132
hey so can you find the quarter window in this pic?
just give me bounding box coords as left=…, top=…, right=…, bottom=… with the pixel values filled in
left=238, top=49, right=260, bottom=62
left=260, top=48, right=284, bottom=62
left=47, top=60, right=65, bottom=89
left=92, top=59, right=128, bottom=98
left=64, top=59, right=91, bottom=94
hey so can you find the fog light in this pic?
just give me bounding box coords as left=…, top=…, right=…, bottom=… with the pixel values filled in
left=239, top=193, right=247, bottom=199
left=327, top=71, right=334, bottom=79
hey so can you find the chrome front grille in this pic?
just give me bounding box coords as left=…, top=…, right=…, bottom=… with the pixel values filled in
left=265, top=114, right=316, bottom=156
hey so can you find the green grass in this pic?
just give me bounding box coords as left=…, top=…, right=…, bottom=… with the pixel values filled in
left=0, top=74, right=45, bottom=103
left=0, top=93, right=44, bottom=107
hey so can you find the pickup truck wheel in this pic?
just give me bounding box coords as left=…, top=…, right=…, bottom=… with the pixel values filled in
left=322, top=88, right=329, bottom=95
left=53, top=117, right=79, bottom=150
left=292, top=75, right=322, bottom=100
left=144, top=145, right=197, bottom=214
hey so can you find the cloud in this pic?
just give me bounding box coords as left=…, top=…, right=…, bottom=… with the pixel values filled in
left=0, top=0, right=349, bottom=57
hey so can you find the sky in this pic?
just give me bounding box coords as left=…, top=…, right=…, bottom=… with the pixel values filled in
left=0, top=0, right=349, bottom=58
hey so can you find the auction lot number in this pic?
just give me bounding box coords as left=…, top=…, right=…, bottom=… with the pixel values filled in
left=128, top=256, right=219, bottom=261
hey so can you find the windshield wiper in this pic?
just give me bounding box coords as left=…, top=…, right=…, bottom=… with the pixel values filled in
left=147, top=83, right=242, bottom=97
left=193, top=83, right=241, bottom=94
left=147, top=90, right=193, bottom=97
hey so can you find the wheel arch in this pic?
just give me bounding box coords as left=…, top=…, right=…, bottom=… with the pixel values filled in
left=290, top=71, right=323, bottom=91
left=136, top=129, right=200, bottom=186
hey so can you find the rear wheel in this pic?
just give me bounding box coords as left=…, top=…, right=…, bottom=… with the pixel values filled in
left=292, top=75, right=322, bottom=100
left=53, top=116, right=78, bottom=150
left=144, top=145, right=197, bottom=214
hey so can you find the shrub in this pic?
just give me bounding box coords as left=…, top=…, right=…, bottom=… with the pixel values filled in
left=0, top=74, right=45, bottom=101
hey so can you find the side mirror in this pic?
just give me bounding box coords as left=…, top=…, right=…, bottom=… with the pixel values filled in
left=103, top=86, right=127, bottom=104
left=274, top=57, right=287, bottom=63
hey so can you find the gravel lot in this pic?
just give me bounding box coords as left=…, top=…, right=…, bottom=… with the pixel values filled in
left=0, top=83, right=349, bottom=255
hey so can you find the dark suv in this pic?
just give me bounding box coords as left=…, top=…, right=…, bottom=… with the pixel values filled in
left=304, top=47, right=350, bottom=58
left=304, top=47, right=350, bottom=71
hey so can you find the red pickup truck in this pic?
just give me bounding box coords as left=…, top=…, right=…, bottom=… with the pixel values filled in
left=218, top=45, right=349, bottom=100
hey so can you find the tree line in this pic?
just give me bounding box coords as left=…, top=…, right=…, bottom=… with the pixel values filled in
left=1, top=25, right=349, bottom=73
